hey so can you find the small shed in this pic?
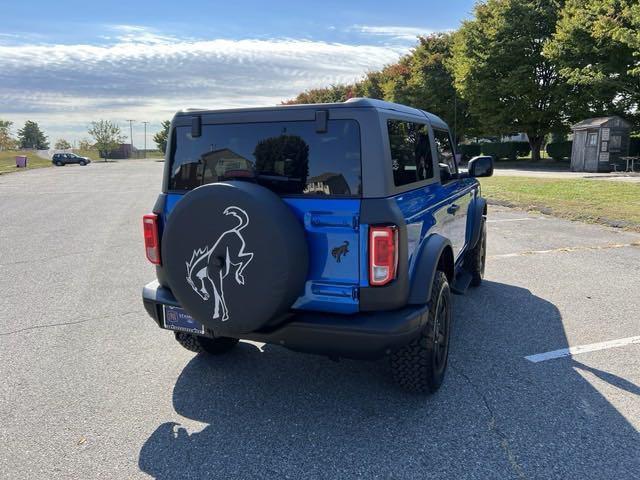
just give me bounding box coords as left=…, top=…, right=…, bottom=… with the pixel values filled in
left=570, top=116, right=631, bottom=172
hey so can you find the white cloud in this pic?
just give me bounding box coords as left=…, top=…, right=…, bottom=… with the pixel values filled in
left=0, top=28, right=407, bottom=143
left=107, top=24, right=182, bottom=45
left=350, top=25, right=436, bottom=41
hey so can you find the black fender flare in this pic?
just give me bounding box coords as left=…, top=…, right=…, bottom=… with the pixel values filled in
left=467, top=197, right=487, bottom=249
left=407, top=234, right=454, bottom=305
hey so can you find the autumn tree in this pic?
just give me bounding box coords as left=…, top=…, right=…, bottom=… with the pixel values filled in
left=283, top=34, right=472, bottom=141
left=283, top=84, right=358, bottom=105
left=0, top=120, right=16, bottom=150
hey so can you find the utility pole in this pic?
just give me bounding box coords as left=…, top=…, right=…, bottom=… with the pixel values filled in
left=126, top=119, right=135, bottom=158
left=142, top=121, right=148, bottom=158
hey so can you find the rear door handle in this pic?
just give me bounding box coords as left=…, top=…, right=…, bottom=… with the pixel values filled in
left=447, top=204, right=460, bottom=214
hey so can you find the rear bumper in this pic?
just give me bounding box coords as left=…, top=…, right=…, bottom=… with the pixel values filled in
left=142, top=280, right=428, bottom=360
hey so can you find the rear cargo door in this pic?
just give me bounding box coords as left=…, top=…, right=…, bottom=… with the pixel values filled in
left=164, top=113, right=363, bottom=314
left=285, top=198, right=360, bottom=314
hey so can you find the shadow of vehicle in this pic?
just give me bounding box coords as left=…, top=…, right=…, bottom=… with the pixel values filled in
left=139, top=281, right=639, bottom=479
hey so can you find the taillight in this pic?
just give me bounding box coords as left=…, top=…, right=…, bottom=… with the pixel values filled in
left=143, top=214, right=161, bottom=265
left=369, top=225, right=398, bottom=286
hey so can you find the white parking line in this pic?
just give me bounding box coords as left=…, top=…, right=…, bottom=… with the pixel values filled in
left=486, top=218, right=536, bottom=223
left=525, top=336, right=640, bottom=363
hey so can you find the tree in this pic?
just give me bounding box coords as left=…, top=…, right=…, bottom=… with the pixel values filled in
left=357, top=71, right=385, bottom=99
left=78, top=138, right=93, bottom=151
left=153, top=120, right=171, bottom=153
left=54, top=138, right=72, bottom=150
left=88, top=120, right=124, bottom=161
left=451, top=0, right=569, bottom=161
left=253, top=134, right=309, bottom=194
left=283, top=84, right=357, bottom=105
left=544, top=0, right=640, bottom=123
left=405, top=33, right=473, bottom=142
left=282, top=34, right=473, bottom=142
left=18, top=120, right=49, bottom=149
left=0, top=120, right=16, bottom=151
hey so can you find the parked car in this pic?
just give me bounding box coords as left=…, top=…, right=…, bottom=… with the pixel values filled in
left=52, top=153, right=91, bottom=166
left=141, top=98, right=493, bottom=393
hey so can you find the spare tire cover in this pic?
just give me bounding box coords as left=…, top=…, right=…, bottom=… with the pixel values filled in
left=162, top=181, right=308, bottom=335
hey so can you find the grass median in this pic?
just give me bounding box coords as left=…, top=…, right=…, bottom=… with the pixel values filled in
left=480, top=176, right=640, bottom=231
left=0, top=151, right=52, bottom=174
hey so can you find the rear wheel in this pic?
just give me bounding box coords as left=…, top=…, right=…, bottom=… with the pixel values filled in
left=174, top=332, right=239, bottom=355
left=55, top=161, right=64, bottom=166
left=390, top=271, right=452, bottom=393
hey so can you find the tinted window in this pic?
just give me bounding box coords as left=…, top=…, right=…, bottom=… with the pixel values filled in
left=169, top=120, right=361, bottom=196
left=433, top=129, right=457, bottom=175
left=387, top=120, right=433, bottom=187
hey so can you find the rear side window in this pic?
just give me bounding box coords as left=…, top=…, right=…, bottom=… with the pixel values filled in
left=169, top=120, right=361, bottom=196
left=433, top=129, right=457, bottom=175
left=387, top=120, right=433, bottom=187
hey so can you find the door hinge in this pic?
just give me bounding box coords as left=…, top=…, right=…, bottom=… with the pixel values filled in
left=352, top=215, right=360, bottom=231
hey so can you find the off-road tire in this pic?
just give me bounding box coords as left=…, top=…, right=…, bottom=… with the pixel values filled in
left=390, top=271, right=452, bottom=393
left=465, top=219, right=486, bottom=287
left=174, top=332, right=239, bottom=355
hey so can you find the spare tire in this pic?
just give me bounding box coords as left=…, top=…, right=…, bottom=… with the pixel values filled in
left=162, top=181, right=308, bottom=336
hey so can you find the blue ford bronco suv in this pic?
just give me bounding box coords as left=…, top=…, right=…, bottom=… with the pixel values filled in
left=142, top=98, right=493, bottom=393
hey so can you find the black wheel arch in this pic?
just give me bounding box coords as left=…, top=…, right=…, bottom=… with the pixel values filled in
left=407, top=234, right=454, bottom=305
left=467, top=197, right=487, bottom=249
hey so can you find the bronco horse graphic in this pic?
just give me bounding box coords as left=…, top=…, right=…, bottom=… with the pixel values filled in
left=185, top=206, right=254, bottom=322
left=331, top=241, right=349, bottom=263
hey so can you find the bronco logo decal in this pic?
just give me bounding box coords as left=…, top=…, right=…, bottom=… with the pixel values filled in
left=331, top=241, right=349, bottom=263
left=185, top=206, right=254, bottom=322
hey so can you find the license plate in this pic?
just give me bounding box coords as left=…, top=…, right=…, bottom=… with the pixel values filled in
left=163, top=306, right=204, bottom=334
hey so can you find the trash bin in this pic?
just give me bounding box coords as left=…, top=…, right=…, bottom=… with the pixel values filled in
left=15, top=156, right=28, bottom=168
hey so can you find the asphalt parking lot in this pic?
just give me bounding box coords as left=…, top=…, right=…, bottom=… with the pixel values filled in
left=1, top=161, right=639, bottom=479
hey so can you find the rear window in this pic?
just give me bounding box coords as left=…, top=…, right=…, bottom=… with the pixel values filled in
left=169, top=120, right=361, bottom=196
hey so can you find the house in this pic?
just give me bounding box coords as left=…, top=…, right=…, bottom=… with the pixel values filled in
left=304, top=172, right=350, bottom=195
left=100, top=143, right=138, bottom=159
left=570, top=116, right=631, bottom=172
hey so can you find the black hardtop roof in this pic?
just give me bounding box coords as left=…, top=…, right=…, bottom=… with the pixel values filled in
left=175, top=97, right=448, bottom=129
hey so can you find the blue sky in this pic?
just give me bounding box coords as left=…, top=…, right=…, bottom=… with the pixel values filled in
left=1, top=0, right=475, bottom=146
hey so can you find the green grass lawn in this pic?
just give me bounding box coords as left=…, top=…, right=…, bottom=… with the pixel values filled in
left=0, top=150, right=52, bottom=175
left=480, top=176, right=640, bottom=231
